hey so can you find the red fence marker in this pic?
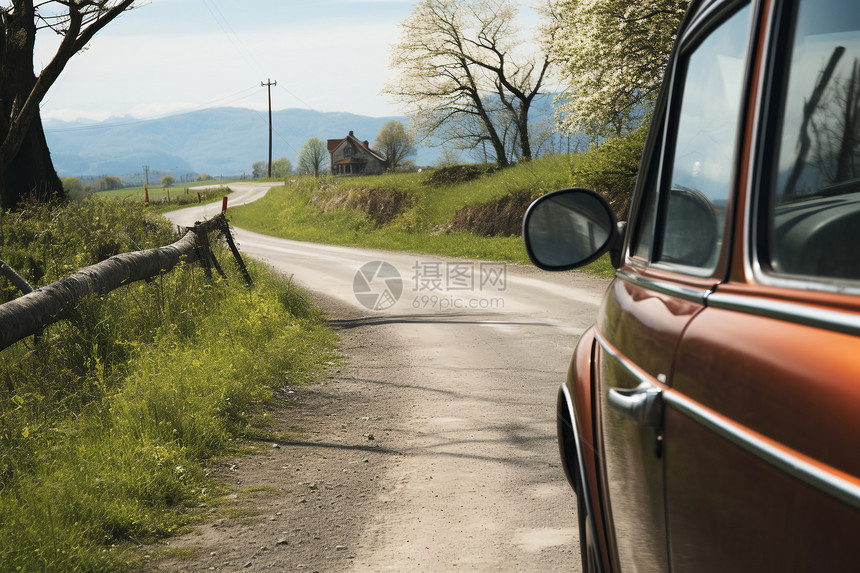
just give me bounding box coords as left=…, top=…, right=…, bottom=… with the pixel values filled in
left=221, top=196, right=228, bottom=213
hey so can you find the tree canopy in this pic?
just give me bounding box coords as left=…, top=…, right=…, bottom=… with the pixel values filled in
left=270, top=157, right=293, bottom=178
left=545, top=0, right=689, bottom=137
left=374, top=121, right=415, bottom=171
left=0, top=0, right=138, bottom=209
left=385, top=0, right=551, bottom=166
left=297, top=138, right=329, bottom=176
left=252, top=161, right=267, bottom=179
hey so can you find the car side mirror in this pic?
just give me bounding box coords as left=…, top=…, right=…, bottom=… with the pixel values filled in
left=522, top=188, right=623, bottom=271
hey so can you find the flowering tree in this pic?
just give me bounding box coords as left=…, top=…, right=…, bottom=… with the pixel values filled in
left=385, top=0, right=551, bottom=166
left=0, top=0, right=137, bottom=209
left=545, top=0, right=688, bottom=137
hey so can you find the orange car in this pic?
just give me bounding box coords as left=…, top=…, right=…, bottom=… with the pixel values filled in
left=523, top=0, right=860, bottom=571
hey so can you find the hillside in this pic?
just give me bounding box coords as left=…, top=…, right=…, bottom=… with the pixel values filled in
left=226, top=154, right=614, bottom=277
left=43, top=107, right=442, bottom=181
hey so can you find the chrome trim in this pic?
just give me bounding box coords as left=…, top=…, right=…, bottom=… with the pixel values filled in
left=708, top=292, right=860, bottom=337
left=681, top=0, right=752, bottom=53
left=664, top=390, right=860, bottom=511
left=594, top=328, right=657, bottom=387
left=751, top=271, right=860, bottom=298
left=616, top=269, right=710, bottom=304
left=560, top=383, right=605, bottom=573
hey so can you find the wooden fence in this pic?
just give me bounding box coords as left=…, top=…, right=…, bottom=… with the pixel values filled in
left=0, top=214, right=249, bottom=352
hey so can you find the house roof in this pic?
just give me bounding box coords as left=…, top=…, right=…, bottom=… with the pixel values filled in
left=327, top=131, right=385, bottom=162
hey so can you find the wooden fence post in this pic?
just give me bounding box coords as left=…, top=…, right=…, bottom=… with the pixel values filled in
left=217, top=217, right=253, bottom=287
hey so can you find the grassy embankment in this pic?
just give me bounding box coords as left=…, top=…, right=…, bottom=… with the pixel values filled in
left=228, top=154, right=616, bottom=277
left=0, top=199, right=338, bottom=571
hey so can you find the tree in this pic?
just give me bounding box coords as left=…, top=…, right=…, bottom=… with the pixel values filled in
left=252, top=161, right=267, bottom=179
left=385, top=0, right=551, bottom=167
left=94, top=175, right=122, bottom=191
left=545, top=0, right=688, bottom=137
left=195, top=173, right=213, bottom=182
left=374, top=121, right=416, bottom=171
left=270, top=157, right=293, bottom=178
left=297, top=138, right=329, bottom=176
left=61, top=176, right=85, bottom=200
left=161, top=174, right=175, bottom=188
left=0, top=0, right=138, bottom=210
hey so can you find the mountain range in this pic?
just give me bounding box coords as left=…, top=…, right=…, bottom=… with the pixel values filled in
left=43, top=107, right=442, bottom=182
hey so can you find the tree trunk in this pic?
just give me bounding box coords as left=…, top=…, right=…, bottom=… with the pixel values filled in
left=0, top=114, right=63, bottom=210
left=474, top=101, right=509, bottom=168
left=0, top=214, right=249, bottom=351
left=0, top=5, right=64, bottom=210
left=517, top=108, right=532, bottom=162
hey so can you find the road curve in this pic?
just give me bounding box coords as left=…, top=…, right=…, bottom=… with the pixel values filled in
left=164, top=182, right=609, bottom=571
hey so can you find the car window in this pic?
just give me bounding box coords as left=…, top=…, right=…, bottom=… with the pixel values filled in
left=651, top=4, right=752, bottom=273
left=766, top=0, right=860, bottom=282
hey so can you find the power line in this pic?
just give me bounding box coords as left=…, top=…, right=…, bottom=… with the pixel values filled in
left=201, top=0, right=264, bottom=78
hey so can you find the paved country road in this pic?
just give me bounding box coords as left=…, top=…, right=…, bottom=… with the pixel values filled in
left=154, top=182, right=610, bottom=572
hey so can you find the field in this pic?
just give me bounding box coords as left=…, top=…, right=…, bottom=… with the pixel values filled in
left=95, top=180, right=236, bottom=202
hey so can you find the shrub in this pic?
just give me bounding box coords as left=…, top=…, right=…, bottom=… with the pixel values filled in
left=0, top=198, right=174, bottom=304
left=423, top=163, right=498, bottom=186
left=61, top=177, right=87, bottom=201
left=570, top=125, right=648, bottom=220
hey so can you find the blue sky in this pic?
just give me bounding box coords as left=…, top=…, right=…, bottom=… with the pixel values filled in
left=34, top=0, right=543, bottom=123
left=36, top=0, right=419, bottom=122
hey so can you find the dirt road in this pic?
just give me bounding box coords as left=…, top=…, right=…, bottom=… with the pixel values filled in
left=151, top=183, right=610, bottom=572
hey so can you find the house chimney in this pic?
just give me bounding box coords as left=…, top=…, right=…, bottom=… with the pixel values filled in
left=349, top=131, right=354, bottom=136
left=363, top=141, right=369, bottom=147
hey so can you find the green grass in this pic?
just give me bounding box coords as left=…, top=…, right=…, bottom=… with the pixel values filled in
left=228, top=154, right=615, bottom=276
left=93, top=180, right=238, bottom=202
left=0, top=199, right=338, bottom=571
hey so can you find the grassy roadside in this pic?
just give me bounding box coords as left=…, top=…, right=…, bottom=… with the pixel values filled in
left=91, top=183, right=235, bottom=215
left=227, top=155, right=616, bottom=276
left=94, top=180, right=237, bottom=202
left=0, top=199, right=338, bottom=571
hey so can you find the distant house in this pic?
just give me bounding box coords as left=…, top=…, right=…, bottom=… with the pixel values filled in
left=327, top=131, right=386, bottom=176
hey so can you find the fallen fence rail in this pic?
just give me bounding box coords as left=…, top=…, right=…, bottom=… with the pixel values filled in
left=0, top=213, right=248, bottom=352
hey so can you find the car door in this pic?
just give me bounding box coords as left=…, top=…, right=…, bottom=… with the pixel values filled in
left=592, top=2, right=756, bottom=570
left=663, top=0, right=860, bottom=570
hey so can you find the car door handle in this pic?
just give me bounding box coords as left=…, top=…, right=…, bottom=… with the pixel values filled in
left=607, top=381, right=663, bottom=428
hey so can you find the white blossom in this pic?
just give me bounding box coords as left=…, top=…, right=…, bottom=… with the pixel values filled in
left=545, top=0, right=689, bottom=137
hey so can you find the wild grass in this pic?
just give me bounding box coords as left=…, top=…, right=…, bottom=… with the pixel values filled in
left=0, top=199, right=338, bottom=571
left=228, top=153, right=616, bottom=276
left=91, top=184, right=234, bottom=214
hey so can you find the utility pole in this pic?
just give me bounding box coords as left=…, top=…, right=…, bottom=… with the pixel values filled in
left=261, top=78, right=277, bottom=178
